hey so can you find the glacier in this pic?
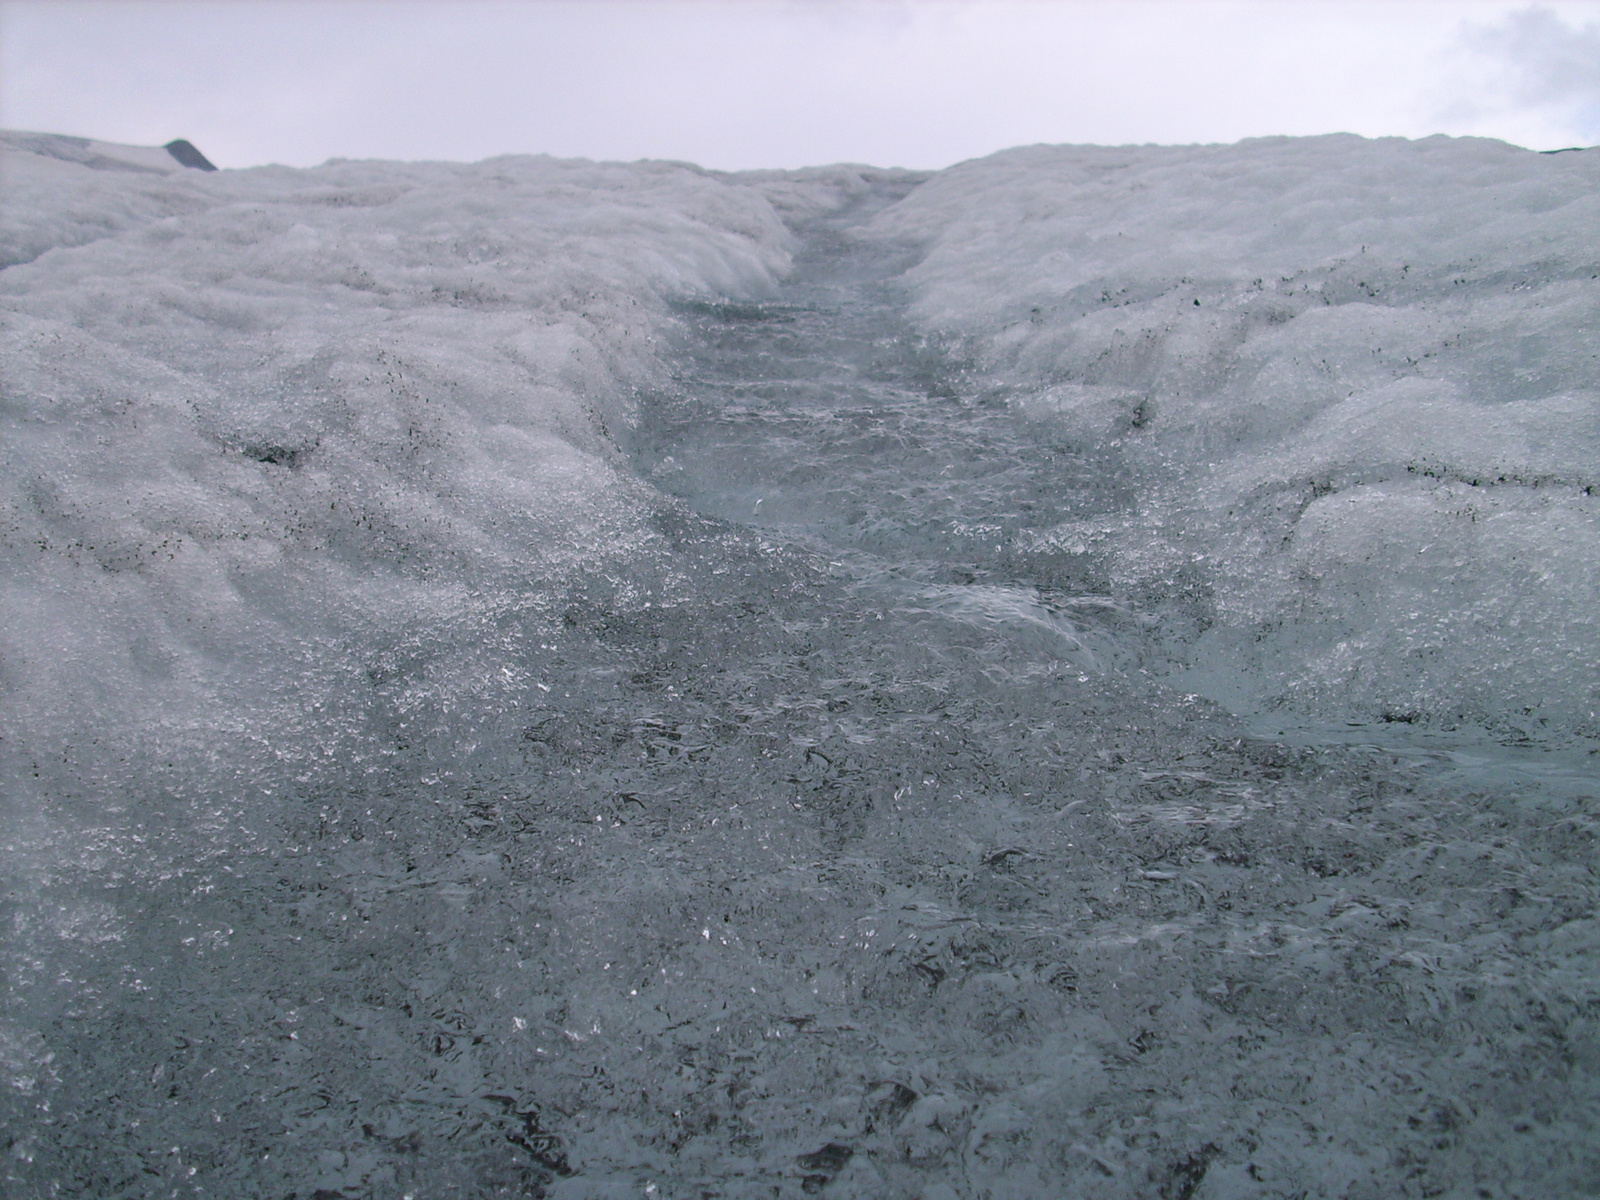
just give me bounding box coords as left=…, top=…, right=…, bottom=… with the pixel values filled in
left=1, top=129, right=1596, bottom=1198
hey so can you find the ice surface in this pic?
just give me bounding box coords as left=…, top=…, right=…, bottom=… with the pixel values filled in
left=2, top=134, right=1597, bottom=1199
left=868, top=134, right=1600, bottom=741
left=2, top=139, right=810, bottom=804
left=0, top=133, right=220, bottom=268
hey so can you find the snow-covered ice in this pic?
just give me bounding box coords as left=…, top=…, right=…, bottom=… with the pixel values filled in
left=3, top=137, right=809, bottom=800
left=869, top=135, right=1599, bottom=741
left=1, top=132, right=1596, bottom=1199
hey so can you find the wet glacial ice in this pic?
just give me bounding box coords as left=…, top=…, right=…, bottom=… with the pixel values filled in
left=1, top=131, right=1598, bottom=1198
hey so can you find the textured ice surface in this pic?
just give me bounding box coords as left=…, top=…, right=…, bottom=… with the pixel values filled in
left=869, top=135, right=1600, bottom=742
left=2, top=135, right=1597, bottom=1199
left=2, top=138, right=814, bottom=809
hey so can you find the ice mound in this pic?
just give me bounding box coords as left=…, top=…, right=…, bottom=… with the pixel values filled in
left=867, top=135, right=1600, bottom=741
left=0, top=132, right=226, bottom=268
left=0, top=136, right=836, bottom=802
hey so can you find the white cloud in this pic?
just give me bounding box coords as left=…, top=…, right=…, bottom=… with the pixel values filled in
left=1458, top=6, right=1600, bottom=142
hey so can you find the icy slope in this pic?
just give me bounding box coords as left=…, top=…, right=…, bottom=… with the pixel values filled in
left=1, top=137, right=838, bottom=803
left=869, top=135, right=1600, bottom=741
left=4, top=134, right=1598, bottom=1200
left=0, top=131, right=223, bottom=267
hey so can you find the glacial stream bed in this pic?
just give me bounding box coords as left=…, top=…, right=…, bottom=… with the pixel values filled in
left=5, top=168, right=1599, bottom=1200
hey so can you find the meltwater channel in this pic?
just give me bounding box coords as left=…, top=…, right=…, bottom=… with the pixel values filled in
left=8, top=172, right=1598, bottom=1200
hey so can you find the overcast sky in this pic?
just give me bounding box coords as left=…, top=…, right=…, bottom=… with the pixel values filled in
left=3, top=1, right=1598, bottom=170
